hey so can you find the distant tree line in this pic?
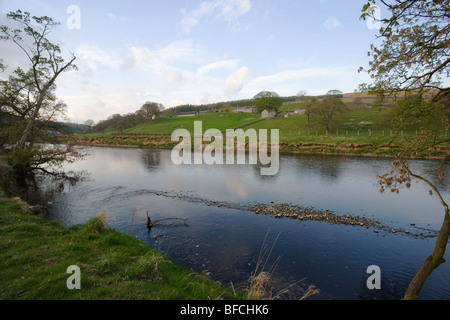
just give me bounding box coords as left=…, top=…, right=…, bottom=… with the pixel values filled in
left=94, top=102, right=164, bottom=133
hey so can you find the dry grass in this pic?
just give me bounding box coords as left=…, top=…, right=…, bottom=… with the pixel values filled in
left=246, top=230, right=320, bottom=300
left=247, top=271, right=272, bottom=300
left=300, top=285, right=320, bottom=300
left=85, top=212, right=107, bottom=234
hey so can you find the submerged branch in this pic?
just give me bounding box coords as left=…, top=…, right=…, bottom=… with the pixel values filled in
left=146, top=210, right=188, bottom=229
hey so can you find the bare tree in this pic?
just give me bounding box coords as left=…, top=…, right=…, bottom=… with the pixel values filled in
left=326, top=89, right=343, bottom=97
left=304, top=97, right=318, bottom=124
left=84, top=119, right=94, bottom=127
left=137, top=102, right=165, bottom=121
left=314, top=96, right=347, bottom=133
left=1, top=11, right=77, bottom=148
left=0, top=10, right=79, bottom=180
left=296, top=90, right=308, bottom=103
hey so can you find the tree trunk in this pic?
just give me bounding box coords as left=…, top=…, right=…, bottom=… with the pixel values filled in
left=16, top=56, right=76, bottom=149
left=17, top=86, right=50, bottom=149
left=403, top=207, right=450, bottom=300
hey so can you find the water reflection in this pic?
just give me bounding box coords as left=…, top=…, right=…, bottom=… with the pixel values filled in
left=286, top=154, right=346, bottom=181
left=141, top=149, right=162, bottom=171
left=25, top=169, right=90, bottom=208
left=44, top=147, right=450, bottom=300
left=225, top=174, right=250, bottom=201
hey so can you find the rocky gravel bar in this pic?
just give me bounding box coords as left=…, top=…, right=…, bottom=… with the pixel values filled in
left=251, top=203, right=381, bottom=229
left=249, top=203, right=437, bottom=238
left=152, top=190, right=437, bottom=239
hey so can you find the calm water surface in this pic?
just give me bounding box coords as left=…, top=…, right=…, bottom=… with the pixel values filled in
left=42, top=147, right=450, bottom=300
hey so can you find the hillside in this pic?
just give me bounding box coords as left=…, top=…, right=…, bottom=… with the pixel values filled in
left=118, top=105, right=395, bottom=139
left=121, top=113, right=262, bottom=135
left=67, top=93, right=448, bottom=159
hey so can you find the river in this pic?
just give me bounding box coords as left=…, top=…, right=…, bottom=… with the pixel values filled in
left=38, top=146, right=450, bottom=300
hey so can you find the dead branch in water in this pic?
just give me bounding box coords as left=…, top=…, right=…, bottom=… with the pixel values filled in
left=146, top=210, right=188, bottom=229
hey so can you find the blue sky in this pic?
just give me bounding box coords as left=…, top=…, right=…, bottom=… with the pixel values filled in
left=0, top=0, right=382, bottom=123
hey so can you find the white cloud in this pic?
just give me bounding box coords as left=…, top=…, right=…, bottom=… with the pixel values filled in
left=61, top=84, right=145, bottom=123
left=195, top=92, right=211, bottom=105
left=107, top=12, right=128, bottom=22
left=215, top=0, right=252, bottom=22
left=161, top=68, right=184, bottom=94
left=197, top=59, right=239, bottom=75
left=244, top=65, right=360, bottom=96
left=224, top=66, right=255, bottom=96
left=324, top=16, right=341, bottom=29
left=179, top=0, right=252, bottom=34
left=118, top=40, right=209, bottom=74
left=120, top=45, right=153, bottom=71
left=252, top=66, right=350, bottom=84
left=75, top=43, right=122, bottom=72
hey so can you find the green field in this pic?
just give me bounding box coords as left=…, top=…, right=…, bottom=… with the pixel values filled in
left=122, top=113, right=261, bottom=135
left=77, top=105, right=447, bottom=158
left=120, top=107, right=408, bottom=141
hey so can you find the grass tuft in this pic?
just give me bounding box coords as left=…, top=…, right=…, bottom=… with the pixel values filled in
left=247, top=271, right=272, bottom=300
left=83, top=212, right=107, bottom=234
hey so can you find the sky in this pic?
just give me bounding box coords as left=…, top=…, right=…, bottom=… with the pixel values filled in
left=0, top=0, right=383, bottom=124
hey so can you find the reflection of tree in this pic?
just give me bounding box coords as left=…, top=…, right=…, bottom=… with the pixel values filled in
left=422, top=162, right=450, bottom=190
left=250, top=154, right=346, bottom=183
left=23, top=170, right=90, bottom=207
left=290, top=155, right=344, bottom=181
left=140, top=149, right=162, bottom=172
left=250, top=161, right=280, bottom=182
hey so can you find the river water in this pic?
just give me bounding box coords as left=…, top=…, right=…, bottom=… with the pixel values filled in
left=41, top=146, right=449, bottom=300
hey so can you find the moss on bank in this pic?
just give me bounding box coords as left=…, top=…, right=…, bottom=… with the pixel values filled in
left=0, top=196, right=245, bottom=300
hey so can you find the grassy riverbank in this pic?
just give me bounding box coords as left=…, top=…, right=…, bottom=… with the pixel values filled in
left=0, top=195, right=246, bottom=300
left=61, top=109, right=449, bottom=159
left=60, top=132, right=448, bottom=159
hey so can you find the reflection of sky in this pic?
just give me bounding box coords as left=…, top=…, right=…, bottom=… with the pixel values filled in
left=60, top=147, right=449, bottom=230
